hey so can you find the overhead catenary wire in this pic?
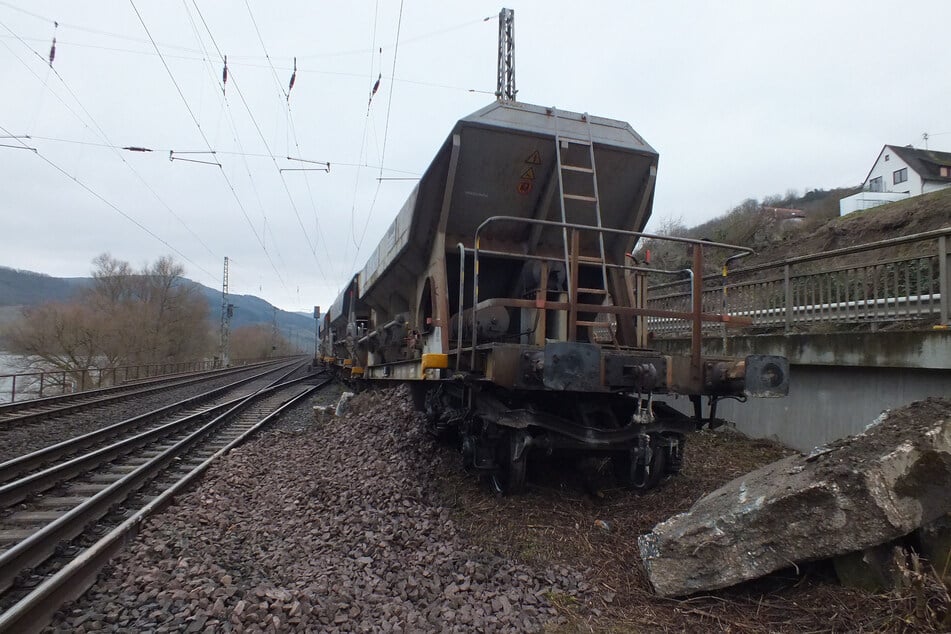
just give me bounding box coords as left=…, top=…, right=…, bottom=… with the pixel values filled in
left=0, top=18, right=221, bottom=271
left=242, top=0, right=338, bottom=285
left=345, top=1, right=382, bottom=266
left=191, top=0, right=332, bottom=289
left=0, top=3, right=498, bottom=307
left=22, top=133, right=422, bottom=175
left=180, top=0, right=274, bottom=253
left=351, top=0, right=406, bottom=272
left=128, top=0, right=288, bottom=290
left=0, top=122, right=218, bottom=284
left=0, top=1, right=494, bottom=63
left=0, top=34, right=494, bottom=95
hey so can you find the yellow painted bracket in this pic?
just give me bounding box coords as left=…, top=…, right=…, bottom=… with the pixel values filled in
left=351, top=367, right=365, bottom=376
left=420, top=353, right=449, bottom=378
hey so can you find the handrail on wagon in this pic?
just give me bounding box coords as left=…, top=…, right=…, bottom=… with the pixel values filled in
left=467, top=215, right=756, bottom=367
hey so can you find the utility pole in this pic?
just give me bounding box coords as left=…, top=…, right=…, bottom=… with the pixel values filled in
left=271, top=306, right=279, bottom=357
left=496, top=8, right=516, bottom=102
left=218, top=256, right=233, bottom=367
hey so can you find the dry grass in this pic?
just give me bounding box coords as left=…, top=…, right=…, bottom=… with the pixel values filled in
left=430, top=428, right=950, bottom=632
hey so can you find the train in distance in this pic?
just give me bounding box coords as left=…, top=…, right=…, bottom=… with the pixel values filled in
left=317, top=99, right=789, bottom=494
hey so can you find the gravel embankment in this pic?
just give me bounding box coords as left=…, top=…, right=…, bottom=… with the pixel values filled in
left=0, top=366, right=292, bottom=464
left=46, top=385, right=587, bottom=632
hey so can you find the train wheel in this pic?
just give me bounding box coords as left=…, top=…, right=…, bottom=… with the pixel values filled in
left=489, top=429, right=528, bottom=495
left=613, top=443, right=667, bottom=491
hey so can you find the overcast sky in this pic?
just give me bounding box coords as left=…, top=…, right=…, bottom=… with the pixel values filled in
left=2, top=1, right=950, bottom=311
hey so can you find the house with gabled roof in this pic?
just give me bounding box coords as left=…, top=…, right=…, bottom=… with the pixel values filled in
left=839, top=144, right=951, bottom=215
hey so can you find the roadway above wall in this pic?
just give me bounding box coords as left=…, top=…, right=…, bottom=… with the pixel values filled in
left=653, top=329, right=951, bottom=370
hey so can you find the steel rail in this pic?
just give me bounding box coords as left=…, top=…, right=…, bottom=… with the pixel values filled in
left=0, top=361, right=300, bottom=484
left=0, top=359, right=279, bottom=416
left=0, top=358, right=294, bottom=426
left=0, top=393, right=247, bottom=506
left=0, top=363, right=315, bottom=598
left=0, top=374, right=328, bottom=634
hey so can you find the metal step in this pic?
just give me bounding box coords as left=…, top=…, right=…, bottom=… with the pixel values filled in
left=563, top=193, right=597, bottom=203
left=561, top=164, right=594, bottom=173
left=577, top=287, right=608, bottom=294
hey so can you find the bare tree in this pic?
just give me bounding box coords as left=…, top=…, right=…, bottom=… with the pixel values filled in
left=6, top=301, right=109, bottom=386
left=230, top=325, right=293, bottom=360
left=6, top=254, right=214, bottom=381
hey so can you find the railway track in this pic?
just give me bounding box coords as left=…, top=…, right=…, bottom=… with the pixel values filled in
left=0, top=362, right=331, bottom=633
left=0, top=358, right=291, bottom=427
left=0, top=360, right=306, bottom=486
left=0, top=359, right=308, bottom=466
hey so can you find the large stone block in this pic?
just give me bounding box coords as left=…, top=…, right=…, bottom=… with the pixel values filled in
left=638, top=398, right=951, bottom=597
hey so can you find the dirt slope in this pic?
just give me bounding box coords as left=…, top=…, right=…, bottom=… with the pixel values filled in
left=742, top=188, right=951, bottom=268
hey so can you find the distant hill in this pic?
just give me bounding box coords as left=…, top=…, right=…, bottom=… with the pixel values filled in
left=0, top=267, right=90, bottom=306
left=0, top=267, right=317, bottom=353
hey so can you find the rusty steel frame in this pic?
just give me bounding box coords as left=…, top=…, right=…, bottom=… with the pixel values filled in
left=468, top=216, right=754, bottom=382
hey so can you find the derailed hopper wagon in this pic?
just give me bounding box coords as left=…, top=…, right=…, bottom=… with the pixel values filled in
left=320, top=100, right=788, bottom=493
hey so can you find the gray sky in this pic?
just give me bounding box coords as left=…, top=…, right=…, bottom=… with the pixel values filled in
left=2, top=1, right=950, bottom=311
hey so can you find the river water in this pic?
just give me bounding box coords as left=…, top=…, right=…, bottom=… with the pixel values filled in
left=0, top=351, right=41, bottom=403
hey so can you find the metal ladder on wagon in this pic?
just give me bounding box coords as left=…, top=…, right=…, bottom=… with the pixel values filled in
left=552, top=109, right=619, bottom=346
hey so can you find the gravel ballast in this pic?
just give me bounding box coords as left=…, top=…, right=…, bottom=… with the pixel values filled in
left=43, top=383, right=932, bottom=632
left=46, top=385, right=586, bottom=632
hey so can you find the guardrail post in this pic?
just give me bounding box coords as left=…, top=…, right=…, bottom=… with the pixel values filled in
left=11, top=375, right=16, bottom=403
left=784, top=264, right=792, bottom=333
left=940, top=235, right=950, bottom=326
left=39, top=372, right=44, bottom=398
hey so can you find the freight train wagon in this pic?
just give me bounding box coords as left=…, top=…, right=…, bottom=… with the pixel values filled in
left=319, top=100, right=788, bottom=493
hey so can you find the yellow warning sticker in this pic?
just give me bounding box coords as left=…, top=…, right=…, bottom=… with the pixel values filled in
left=520, top=166, right=536, bottom=180
left=525, top=150, right=541, bottom=165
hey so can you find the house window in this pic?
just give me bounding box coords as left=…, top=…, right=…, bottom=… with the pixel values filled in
left=941, top=166, right=951, bottom=178
left=894, top=168, right=908, bottom=184
left=869, top=176, right=883, bottom=192
left=884, top=154, right=890, bottom=161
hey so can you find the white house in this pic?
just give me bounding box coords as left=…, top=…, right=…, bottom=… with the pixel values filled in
left=839, top=145, right=951, bottom=215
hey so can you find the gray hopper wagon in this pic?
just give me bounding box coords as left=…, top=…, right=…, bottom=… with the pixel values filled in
left=319, top=100, right=788, bottom=493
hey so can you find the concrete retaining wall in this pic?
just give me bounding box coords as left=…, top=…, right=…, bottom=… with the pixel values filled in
left=707, top=364, right=951, bottom=452
left=655, top=331, right=951, bottom=451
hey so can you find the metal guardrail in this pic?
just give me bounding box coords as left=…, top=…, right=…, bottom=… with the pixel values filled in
left=647, top=228, right=951, bottom=335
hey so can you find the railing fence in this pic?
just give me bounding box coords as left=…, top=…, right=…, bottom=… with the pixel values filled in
left=647, top=228, right=950, bottom=336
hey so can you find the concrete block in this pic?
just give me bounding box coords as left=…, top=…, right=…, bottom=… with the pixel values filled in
left=638, top=398, right=951, bottom=597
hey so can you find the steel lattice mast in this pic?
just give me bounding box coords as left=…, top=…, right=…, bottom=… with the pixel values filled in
left=496, top=8, right=516, bottom=102
left=218, top=256, right=232, bottom=366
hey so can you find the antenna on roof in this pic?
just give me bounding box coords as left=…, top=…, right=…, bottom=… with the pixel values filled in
left=922, top=132, right=929, bottom=150
left=496, top=8, right=516, bottom=102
